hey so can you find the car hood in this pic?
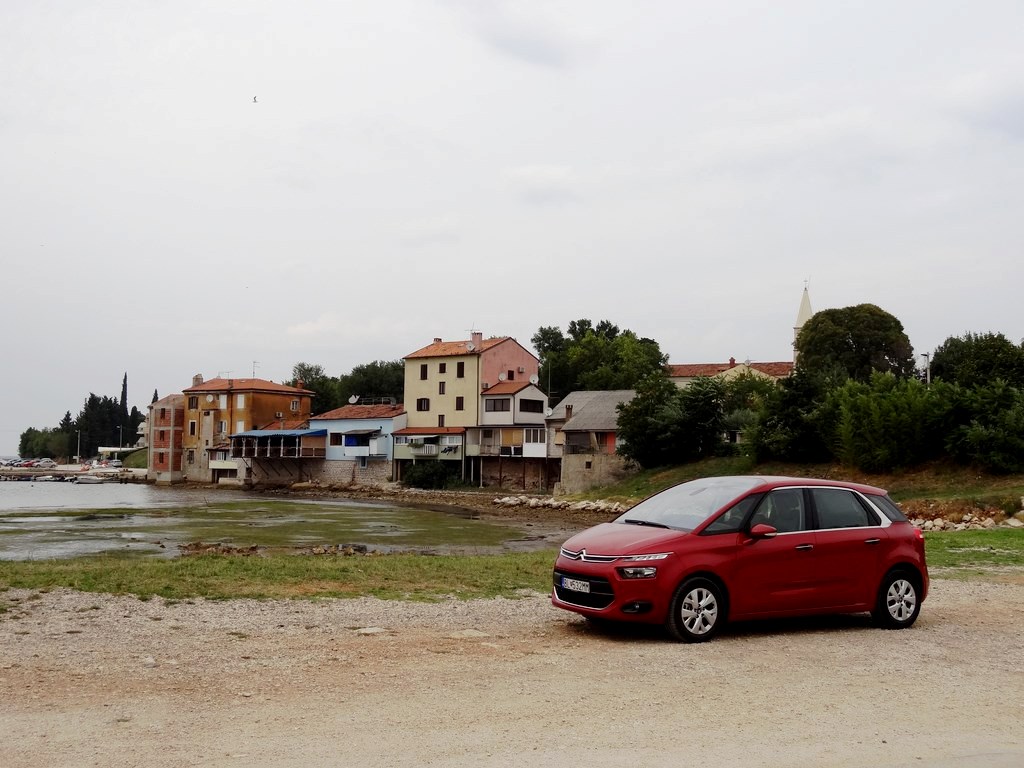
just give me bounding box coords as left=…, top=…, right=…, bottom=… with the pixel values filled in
left=561, top=522, right=686, bottom=556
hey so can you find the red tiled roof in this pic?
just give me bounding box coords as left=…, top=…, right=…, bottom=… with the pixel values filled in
left=404, top=336, right=512, bottom=359
left=481, top=381, right=531, bottom=395
left=666, top=361, right=794, bottom=379
left=312, top=404, right=406, bottom=420
left=393, top=426, right=466, bottom=435
left=183, top=377, right=314, bottom=395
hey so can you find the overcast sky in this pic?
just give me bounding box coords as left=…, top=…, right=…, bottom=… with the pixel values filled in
left=3, top=1, right=1023, bottom=456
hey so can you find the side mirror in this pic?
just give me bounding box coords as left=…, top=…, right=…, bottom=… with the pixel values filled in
left=749, top=523, right=778, bottom=539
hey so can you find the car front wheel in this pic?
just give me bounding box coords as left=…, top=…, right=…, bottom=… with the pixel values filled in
left=872, top=571, right=921, bottom=629
left=666, top=577, right=724, bottom=642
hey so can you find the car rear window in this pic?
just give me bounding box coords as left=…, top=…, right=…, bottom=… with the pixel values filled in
left=868, top=494, right=909, bottom=522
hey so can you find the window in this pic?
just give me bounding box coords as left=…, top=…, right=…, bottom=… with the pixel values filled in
left=520, top=399, right=544, bottom=413
left=439, top=363, right=447, bottom=374
left=524, top=428, right=545, bottom=443
left=750, top=489, right=807, bottom=533
left=812, top=489, right=878, bottom=529
left=344, top=434, right=371, bottom=447
left=702, top=495, right=762, bottom=535
left=485, top=398, right=511, bottom=412
left=420, top=363, right=428, bottom=380
left=330, top=433, right=343, bottom=446
left=417, top=398, right=430, bottom=411
left=507, top=370, right=515, bottom=381
left=438, top=381, right=446, bottom=395
left=189, top=421, right=197, bottom=436
left=159, top=408, right=166, bottom=419
left=219, top=394, right=228, bottom=409
left=159, top=430, right=166, bottom=441
left=235, top=420, right=244, bottom=434
left=188, top=396, right=198, bottom=409
left=290, top=399, right=299, bottom=411
left=236, top=394, right=245, bottom=408
left=394, top=436, right=409, bottom=445
left=359, top=456, right=368, bottom=469
left=457, top=361, right=465, bottom=378
left=455, top=396, right=464, bottom=411
left=218, top=420, right=227, bottom=434
left=438, top=415, right=445, bottom=428
left=186, top=449, right=195, bottom=464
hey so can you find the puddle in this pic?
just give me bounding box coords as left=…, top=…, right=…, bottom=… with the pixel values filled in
left=0, top=484, right=539, bottom=560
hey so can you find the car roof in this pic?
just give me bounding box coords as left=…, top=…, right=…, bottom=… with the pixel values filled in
left=730, top=475, right=888, bottom=495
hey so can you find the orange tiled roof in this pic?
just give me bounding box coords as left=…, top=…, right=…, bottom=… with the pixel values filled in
left=312, top=404, right=406, bottom=420
left=404, top=336, right=511, bottom=359
left=481, top=381, right=531, bottom=395
left=666, top=361, right=794, bottom=379
left=183, top=377, right=314, bottom=395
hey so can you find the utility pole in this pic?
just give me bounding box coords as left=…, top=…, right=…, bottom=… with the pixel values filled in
left=921, top=353, right=931, bottom=385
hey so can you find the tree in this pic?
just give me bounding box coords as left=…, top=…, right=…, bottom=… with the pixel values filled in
left=930, top=332, right=1024, bottom=388
left=533, top=319, right=667, bottom=403
left=749, top=369, right=834, bottom=464
left=288, top=363, right=342, bottom=415
left=795, top=304, right=915, bottom=382
left=338, top=360, right=404, bottom=404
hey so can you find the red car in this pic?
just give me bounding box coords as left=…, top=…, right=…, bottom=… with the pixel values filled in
left=552, top=476, right=928, bottom=642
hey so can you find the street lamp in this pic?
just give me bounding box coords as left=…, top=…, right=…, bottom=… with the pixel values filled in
left=76, top=429, right=81, bottom=463
left=921, top=353, right=931, bottom=386
left=117, top=425, right=122, bottom=451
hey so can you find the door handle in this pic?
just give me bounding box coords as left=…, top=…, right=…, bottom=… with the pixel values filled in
left=864, top=538, right=881, bottom=545
left=794, top=543, right=814, bottom=551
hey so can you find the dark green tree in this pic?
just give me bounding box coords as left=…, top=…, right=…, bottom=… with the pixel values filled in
left=338, top=360, right=404, bottom=404
left=749, top=369, right=834, bottom=463
left=930, top=332, right=1024, bottom=388
left=796, top=304, right=915, bottom=382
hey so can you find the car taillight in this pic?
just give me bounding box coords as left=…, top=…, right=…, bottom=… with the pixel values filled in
left=914, top=527, right=925, bottom=542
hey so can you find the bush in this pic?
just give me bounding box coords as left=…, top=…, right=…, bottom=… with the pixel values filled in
left=402, top=462, right=458, bottom=489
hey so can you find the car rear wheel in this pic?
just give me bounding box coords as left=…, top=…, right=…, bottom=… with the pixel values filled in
left=872, top=570, right=921, bottom=629
left=666, top=578, right=724, bottom=643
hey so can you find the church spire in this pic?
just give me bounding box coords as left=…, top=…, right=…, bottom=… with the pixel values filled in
left=793, top=283, right=813, bottom=362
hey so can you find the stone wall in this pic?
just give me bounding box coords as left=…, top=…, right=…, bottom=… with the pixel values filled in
left=555, top=453, right=635, bottom=496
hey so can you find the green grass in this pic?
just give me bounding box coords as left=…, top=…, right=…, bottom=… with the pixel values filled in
left=0, top=549, right=559, bottom=601
left=123, top=449, right=148, bottom=469
left=1, top=528, right=1022, bottom=601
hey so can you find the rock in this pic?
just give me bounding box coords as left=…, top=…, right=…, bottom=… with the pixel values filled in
left=1004, top=517, right=1024, bottom=528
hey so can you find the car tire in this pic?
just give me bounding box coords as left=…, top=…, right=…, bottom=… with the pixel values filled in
left=872, top=570, right=921, bottom=629
left=666, top=577, right=725, bottom=643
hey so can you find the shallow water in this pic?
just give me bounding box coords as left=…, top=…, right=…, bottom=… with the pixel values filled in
left=0, top=482, right=522, bottom=560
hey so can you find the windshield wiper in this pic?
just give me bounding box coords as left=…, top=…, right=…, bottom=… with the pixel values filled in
left=621, top=519, right=672, bottom=529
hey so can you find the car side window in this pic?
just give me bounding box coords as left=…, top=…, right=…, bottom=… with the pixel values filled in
left=749, top=489, right=807, bottom=533
left=812, top=488, right=878, bottom=529
left=702, top=495, right=761, bottom=535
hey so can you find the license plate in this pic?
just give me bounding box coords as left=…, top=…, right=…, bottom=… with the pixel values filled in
left=562, top=577, right=590, bottom=593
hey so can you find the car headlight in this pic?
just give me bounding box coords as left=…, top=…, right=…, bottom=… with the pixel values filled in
left=620, top=553, right=670, bottom=562
left=617, top=566, right=659, bottom=579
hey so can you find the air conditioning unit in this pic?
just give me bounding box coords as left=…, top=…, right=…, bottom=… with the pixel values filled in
left=482, top=382, right=489, bottom=390
left=518, top=366, right=525, bottom=373
left=275, top=412, right=284, bottom=418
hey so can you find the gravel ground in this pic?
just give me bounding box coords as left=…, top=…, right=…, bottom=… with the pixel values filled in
left=2, top=577, right=1023, bottom=768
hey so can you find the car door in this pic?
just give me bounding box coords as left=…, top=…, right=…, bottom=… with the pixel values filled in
left=729, top=488, right=819, bottom=617
left=808, top=487, right=888, bottom=609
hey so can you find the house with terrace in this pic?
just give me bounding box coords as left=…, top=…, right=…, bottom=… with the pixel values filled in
left=309, top=400, right=407, bottom=486
left=546, top=390, right=635, bottom=495
left=393, top=331, right=545, bottom=488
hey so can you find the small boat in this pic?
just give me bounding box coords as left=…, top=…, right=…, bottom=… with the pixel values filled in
left=75, top=475, right=106, bottom=484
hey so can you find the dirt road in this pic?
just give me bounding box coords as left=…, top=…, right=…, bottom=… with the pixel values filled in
left=2, top=578, right=1022, bottom=768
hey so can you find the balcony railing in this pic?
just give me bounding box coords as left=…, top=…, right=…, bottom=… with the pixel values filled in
left=230, top=446, right=326, bottom=459
left=410, top=444, right=439, bottom=456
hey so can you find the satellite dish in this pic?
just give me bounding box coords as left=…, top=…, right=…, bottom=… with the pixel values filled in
left=206, top=394, right=214, bottom=403
left=544, top=407, right=553, bottom=417
left=498, top=372, right=506, bottom=381
left=466, top=342, right=475, bottom=352
left=529, top=374, right=539, bottom=385
left=348, top=395, right=359, bottom=404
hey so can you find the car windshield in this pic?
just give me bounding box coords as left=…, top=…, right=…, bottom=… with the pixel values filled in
left=615, top=476, right=766, bottom=531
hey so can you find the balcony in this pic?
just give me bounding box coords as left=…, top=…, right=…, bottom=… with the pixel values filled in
left=230, top=445, right=326, bottom=459
left=410, top=444, right=439, bottom=457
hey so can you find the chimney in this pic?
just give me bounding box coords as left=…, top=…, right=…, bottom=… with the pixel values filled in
left=433, top=337, right=442, bottom=343
left=192, top=373, right=204, bottom=387
left=296, top=380, right=304, bottom=390
left=565, top=404, right=573, bottom=420
left=471, top=331, right=483, bottom=347
left=729, top=357, right=736, bottom=367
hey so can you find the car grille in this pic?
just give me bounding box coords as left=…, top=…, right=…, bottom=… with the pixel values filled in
left=553, top=569, right=615, bottom=609
left=559, top=547, right=619, bottom=563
